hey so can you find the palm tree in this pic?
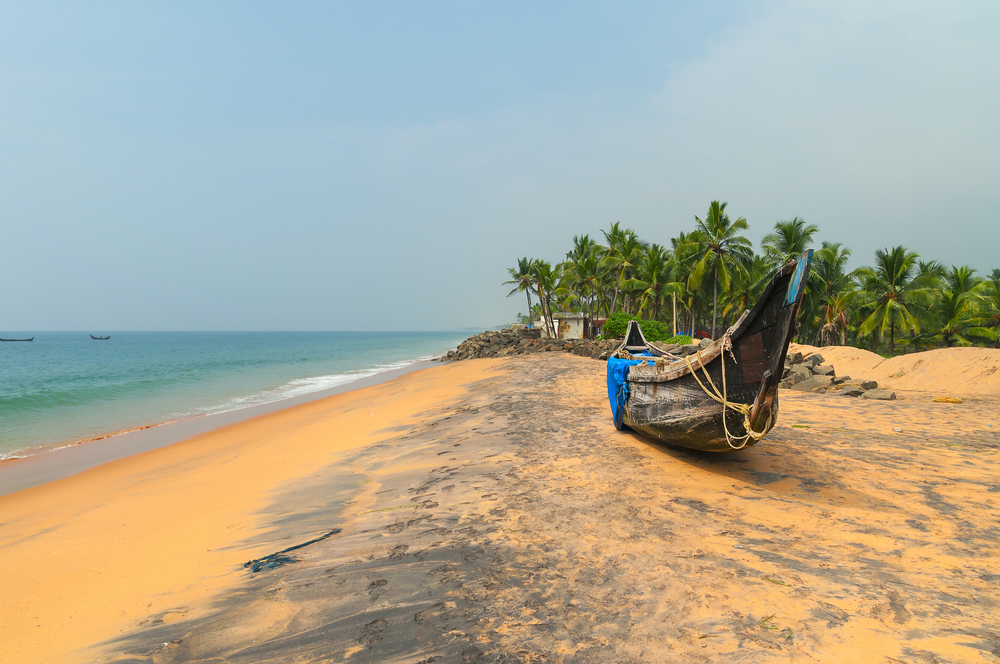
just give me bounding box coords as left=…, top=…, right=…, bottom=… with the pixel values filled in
left=626, top=244, right=679, bottom=323
left=933, top=266, right=991, bottom=347
left=761, top=217, right=818, bottom=266
left=530, top=260, right=559, bottom=339
left=986, top=269, right=1000, bottom=347
left=563, top=235, right=604, bottom=328
left=812, top=242, right=852, bottom=299
left=689, top=201, right=753, bottom=339
left=601, top=224, right=648, bottom=314
left=728, top=252, right=772, bottom=323
left=503, top=257, right=537, bottom=325
left=854, top=246, right=937, bottom=353
left=820, top=293, right=851, bottom=345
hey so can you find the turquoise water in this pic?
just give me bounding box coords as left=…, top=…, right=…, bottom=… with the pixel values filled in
left=0, top=331, right=468, bottom=460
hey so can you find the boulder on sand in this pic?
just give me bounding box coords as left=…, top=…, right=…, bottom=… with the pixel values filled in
left=805, top=354, right=825, bottom=368
left=790, top=375, right=834, bottom=393
left=782, top=365, right=812, bottom=387
left=861, top=388, right=896, bottom=401
left=839, top=386, right=865, bottom=397
left=812, top=364, right=835, bottom=376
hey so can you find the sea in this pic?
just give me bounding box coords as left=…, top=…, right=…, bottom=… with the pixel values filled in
left=0, top=331, right=469, bottom=461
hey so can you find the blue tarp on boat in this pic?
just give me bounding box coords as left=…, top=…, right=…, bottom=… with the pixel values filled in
left=606, top=355, right=651, bottom=429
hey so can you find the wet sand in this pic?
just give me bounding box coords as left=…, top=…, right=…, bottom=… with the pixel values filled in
left=0, top=360, right=437, bottom=497
left=2, top=353, right=999, bottom=663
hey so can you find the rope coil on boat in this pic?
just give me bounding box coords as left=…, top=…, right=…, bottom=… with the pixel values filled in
left=683, top=324, right=772, bottom=450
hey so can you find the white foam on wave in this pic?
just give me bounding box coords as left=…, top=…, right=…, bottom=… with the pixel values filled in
left=175, top=356, right=435, bottom=419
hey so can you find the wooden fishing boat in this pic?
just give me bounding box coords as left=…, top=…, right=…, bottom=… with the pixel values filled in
left=607, top=250, right=812, bottom=452
left=0, top=337, right=34, bottom=342
left=90, top=334, right=110, bottom=340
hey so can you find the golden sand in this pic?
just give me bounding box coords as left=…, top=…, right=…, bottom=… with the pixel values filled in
left=1, top=347, right=998, bottom=663
left=0, top=360, right=500, bottom=663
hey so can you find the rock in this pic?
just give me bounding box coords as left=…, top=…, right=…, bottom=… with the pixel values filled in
left=839, top=386, right=865, bottom=397
left=655, top=343, right=682, bottom=354
left=787, top=352, right=803, bottom=365
left=861, top=388, right=896, bottom=400
left=783, top=365, right=813, bottom=386
left=859, top=380, right=878, bottom=390
left=832, top=375, right=850, bottom=385
left=598, top=350, right=611, bottom=361
left=812, top=364, right=835, bottom=376
left=699, top=338, right=713, bottom=348
left=805, top=353, right=825, bottom=367
left=790, top=375, right=834, bottom=392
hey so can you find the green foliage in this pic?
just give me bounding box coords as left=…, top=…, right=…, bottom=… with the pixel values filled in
left=502, top=202, right=1000, bottom=351
left=665, top=334, right=693, bottom=345
left=602, top=312, right=670, bottom=341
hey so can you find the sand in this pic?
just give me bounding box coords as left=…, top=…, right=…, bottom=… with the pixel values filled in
left=791, top=343, right=1000, bottom=397
left=0, top=359, right=499, bottom=663
left=1, top=349, right=999, bottom=663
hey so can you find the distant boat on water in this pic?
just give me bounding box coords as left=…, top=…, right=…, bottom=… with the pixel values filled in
left=0, top=337, right=34, bottom=342
left=90, top=334, right=111, bottom=340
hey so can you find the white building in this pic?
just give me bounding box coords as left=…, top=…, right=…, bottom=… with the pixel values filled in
left=532, top=313, right=591, bottom=340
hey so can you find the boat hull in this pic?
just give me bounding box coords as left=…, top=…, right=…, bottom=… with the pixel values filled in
left=623, top=379, right=780, bottom=452
left=611, top=251, right=811, bottom=452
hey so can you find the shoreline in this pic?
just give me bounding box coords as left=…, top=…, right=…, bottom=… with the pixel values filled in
left=0, top=358, right=438, bottom=497
left=0, top=357, right=501, bottom=663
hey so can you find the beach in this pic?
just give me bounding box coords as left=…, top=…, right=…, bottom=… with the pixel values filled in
left=2, top=350, right=999, bottom=663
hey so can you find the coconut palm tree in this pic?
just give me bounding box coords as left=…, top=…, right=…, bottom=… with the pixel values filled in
left=601, top=224, right=648, bottom=314
left=812, top=242, right=852, bottom=299
left=503, top=257, right=537, bottom=325
left=689, top=201, right=753, bottom=339
left=727, top=252, right=772, bottom=324
left=854, top=246, right=937, bottom=353
left=983, top=269, right=1000, bottom=347
left=563, top=235, right=604, bottom=324
left=530, top=260, right=559, bottom=339
left=932, top=266, right=991, bottom=347
left=761, top=217, right=818, bottom=266
left=820, top=293, right=851, bottom=345
left=626, top=244, right=679, bottom=323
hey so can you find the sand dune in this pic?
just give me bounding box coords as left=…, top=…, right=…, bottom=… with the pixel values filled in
left=791, top=344, right=1000, bottom=397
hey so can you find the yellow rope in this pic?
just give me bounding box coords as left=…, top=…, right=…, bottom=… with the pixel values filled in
left=684, top=334, right=771, bottom=450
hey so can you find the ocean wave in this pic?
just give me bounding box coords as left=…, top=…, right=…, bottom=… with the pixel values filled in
left=174, top=356, right=434, bottom=418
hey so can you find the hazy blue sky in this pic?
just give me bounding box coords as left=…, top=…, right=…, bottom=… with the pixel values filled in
left=2, top=1, right=997, bottom=330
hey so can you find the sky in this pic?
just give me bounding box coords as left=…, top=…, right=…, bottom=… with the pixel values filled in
left=1, top=1, right=997, bottom=331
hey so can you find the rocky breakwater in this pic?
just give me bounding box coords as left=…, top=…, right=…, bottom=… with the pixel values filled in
left=780, top=351, right=895, bottom=400
left=442, top=328, right=620, bottom=361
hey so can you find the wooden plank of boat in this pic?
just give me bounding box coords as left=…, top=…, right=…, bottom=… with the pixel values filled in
left=90, top=335, right=111, bottom=340
left=0, top=337, right=34, bottom=342
left=607, top=250, right=813, bottom=452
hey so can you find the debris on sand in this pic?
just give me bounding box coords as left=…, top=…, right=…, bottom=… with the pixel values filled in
left=243, top=528, right=342, bottom=573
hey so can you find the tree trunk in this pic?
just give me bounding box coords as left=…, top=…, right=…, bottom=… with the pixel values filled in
left=890, top=323, right=895, bottom=354
left=672, top=293, right=677, bottom=336
left=543, top=295, right=555, bottom=339
left=525, top=290, right=533, bottom=326
left=711, top=263, right=719, bottom=340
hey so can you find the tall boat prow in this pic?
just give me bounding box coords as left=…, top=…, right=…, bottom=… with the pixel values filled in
left=607, top=250, right=813, bottom=452
left=90, top=334, right=111, bottom=340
